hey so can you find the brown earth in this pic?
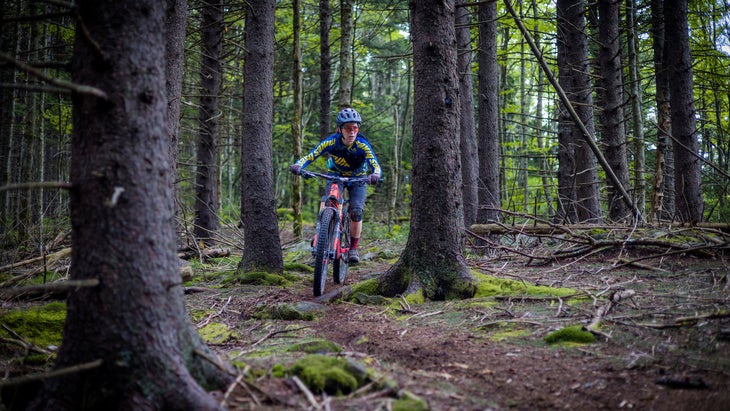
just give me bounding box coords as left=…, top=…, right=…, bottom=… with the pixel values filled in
left=1, top=238, right=729, bottom=410
left=191, top=243, right=730, bottom=411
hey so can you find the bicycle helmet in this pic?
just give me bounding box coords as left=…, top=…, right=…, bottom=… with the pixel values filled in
left=336, top=108, right=362, bottom=127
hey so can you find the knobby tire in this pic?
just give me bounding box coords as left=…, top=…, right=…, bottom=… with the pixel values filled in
left=313, top=208, right=336, bottom=296
left=333, top=208, right=350, bottom=284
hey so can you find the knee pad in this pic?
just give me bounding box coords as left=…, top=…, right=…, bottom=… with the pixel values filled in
left=349, top=208, right=363, bottom=222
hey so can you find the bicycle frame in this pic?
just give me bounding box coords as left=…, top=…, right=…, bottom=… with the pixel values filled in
left=300, top=170, right=368, bottom=296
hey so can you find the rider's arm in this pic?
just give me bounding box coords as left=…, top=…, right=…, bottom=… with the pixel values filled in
left=294, top=135, right=337, bottom=169
left=355, top=138, right=382, bottom=176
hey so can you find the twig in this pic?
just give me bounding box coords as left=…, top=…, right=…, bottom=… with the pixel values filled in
left=292, top=375, right=321, bottom=409
left=0, top=52, right=107, bottom=99
left=0, top=359, right=103, bottom=388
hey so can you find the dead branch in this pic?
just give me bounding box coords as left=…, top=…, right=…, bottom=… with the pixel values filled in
left=0, top=247, right=71, bottom=272
left=0, top=279, right=99, bottom=301
left=178, top=247, right=231, bottom=260
left=0, top=359, right=103, bottom=388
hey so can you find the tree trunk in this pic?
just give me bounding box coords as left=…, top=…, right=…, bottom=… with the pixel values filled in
left=650, top=0, right=674, bottom=221
left=194, top=0, right=223, bottom=246
left=665, top=0, right=703, bottom=222
left=531, top=0, right=554, bottom=217
left=29, top=2, right=233, bottom=409
left=456, top=5, right=478, bottom=227
left=165, top=0, right=188, bottom=221
left=238, top=0, right=284, bottom=273
left=626, top=0, right=645, bottom=216
left=477, top=0, right=501, bottom=224
left=597, top=0, right=631, bottom=222
left=292, top=0, right=304, bottom=238
left=338, top=0, right=354, bottom=107
left=378, top=0, right=476, bottom=301
left=556, top=0, right=600, bottom=223
left=319, top=0, right=332, bottom=138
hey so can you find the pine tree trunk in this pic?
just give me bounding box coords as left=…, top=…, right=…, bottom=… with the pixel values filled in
left=29, top=2, right=232, bottom=408
left=456, top=6, right=478, bottom=227
left=194, top=0, right=223, bottom=245
left=665, top=0, right=703, bottom=222
left=239, top=0, right=284, bottom=273
left=597, top=0, right=631, bottom=222
left=556, top=0, right=600, bottom=223
left=338, top=0, right=354, bottom=107
left=378, top=0, right=475, bottom=301
left=477, top=0, right=501, bottom=224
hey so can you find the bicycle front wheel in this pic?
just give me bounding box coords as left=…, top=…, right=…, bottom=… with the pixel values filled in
left=313, top=208, right=336, bottom=296
left=333, top=209, right=351, bottom=284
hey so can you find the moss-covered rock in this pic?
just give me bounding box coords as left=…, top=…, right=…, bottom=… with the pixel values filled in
left=287, top=339, right=342, bottom=354
left=544, top=325, right=595, bottom=345
left=288, top=354, right=368, bottom=395
left=238, top=271, right=299, bottom=286
left=473, top=271, right=576, bottom=298
left=0, top=301, right=66, bottom=348
left=255, top=301, right=327, bottom=321
left=198, top=322, right=237, bottom=344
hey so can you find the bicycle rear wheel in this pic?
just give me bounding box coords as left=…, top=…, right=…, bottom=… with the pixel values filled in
left=333, top=209, right=350, bottom=284
left=313, top=208, right=336, bottom=296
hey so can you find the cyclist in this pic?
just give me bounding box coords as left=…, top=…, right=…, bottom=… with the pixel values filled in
left=290, top=107, right=381, bottom=264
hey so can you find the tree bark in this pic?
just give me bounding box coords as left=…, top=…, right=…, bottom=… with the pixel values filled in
left=292, top=0, right=304, bottom=238
left=477, top=0, right=501, bottom=224
left=456, top=5, right=478, bottom=227
left=238, top=0, right=284, bottom=273
left=338, top=0, right=354, bottom=107
left=194, top=0, right=223, bottom=246
left=597, top=0, right=631, bottom=222
left=29, top=1, right=233, bottom=409
left=165, top=0, right=187, bottom=221
left=556, top=0, right=600, bottom=223
left=378, top=0, right=476, bottom=300
left=665, top=0, right=703, bottom=223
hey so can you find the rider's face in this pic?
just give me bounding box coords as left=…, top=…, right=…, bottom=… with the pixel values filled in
left=341, top=122, right=359, bottom=146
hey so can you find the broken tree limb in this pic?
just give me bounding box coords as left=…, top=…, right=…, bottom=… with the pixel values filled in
left=503, top=0, right=641, bottom=222
left=0, top=279, right=99, bottom=301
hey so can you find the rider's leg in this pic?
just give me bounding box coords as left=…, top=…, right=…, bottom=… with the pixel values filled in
left=347, top=184, right=367, bottom=263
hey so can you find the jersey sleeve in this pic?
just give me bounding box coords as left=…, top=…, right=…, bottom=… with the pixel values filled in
left=356, top=138, right=382, bottom=176
left=294, top=135, right=337, bottom=169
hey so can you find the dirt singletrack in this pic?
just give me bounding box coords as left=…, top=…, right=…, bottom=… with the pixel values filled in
left=188, top=246, right=730, bottom=410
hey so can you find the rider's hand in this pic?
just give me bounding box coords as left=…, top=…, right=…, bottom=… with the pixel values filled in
left=368, top=173, right=380, bottom=185
left=290, top=164, right=302, bottom=175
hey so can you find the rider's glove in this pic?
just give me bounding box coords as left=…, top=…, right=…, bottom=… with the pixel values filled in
left=290, top=164, right=302, bottom=175
left=368, top=173, right=380, bottom=185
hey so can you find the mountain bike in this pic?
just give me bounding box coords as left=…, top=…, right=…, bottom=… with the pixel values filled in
left=300, top=170, right=369, bottom=297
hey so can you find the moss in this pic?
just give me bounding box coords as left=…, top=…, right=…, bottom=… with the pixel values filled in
left=272, top=363, right=287, bottom=378
left=288, top=354, right=367, bottom=395
left=256, top=302, right=327, bottom=321
left=287, top=339, right=342, bottom=354
left=284, top=262, right=313, bottom=273
left=349, top=278, right=379, bottom=296
left=238, top=271, right=296, bottom=286
left=393, top=398, right=429, bottom=411
left=489, top=328, right=531, bottom=342
left=0, top=301, right=66, bottom=348
left=544, top=325, right=595, bottom=345
left=472, top=271, right=576, bottom=298
left=198, top=322, right=237, bottom=344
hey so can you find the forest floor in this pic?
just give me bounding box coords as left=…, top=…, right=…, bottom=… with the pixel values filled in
left=187, top=232, right=730, bottom=411
left=1, top=228, right=729, bottom=410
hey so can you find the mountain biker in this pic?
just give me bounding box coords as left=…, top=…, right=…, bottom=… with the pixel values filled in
left=289, top=107, right=381, bottom=264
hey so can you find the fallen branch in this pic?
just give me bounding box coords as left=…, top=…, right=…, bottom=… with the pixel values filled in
left=0, top=278, right=99, bottom=301
left=0, top=359, right=103, bottom=388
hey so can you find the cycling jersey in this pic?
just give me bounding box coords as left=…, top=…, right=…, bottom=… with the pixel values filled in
left=295, top=133, right=382, bottom=177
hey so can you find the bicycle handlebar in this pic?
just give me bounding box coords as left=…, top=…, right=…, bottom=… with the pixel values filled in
left=299, top=169, right=370, bottom=184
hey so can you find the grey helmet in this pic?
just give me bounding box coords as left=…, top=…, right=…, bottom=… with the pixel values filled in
left=336, top=108, right=362, bottom=127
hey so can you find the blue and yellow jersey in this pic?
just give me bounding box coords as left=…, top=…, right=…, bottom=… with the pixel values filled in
left=295, top=133, right=382, bottom=177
